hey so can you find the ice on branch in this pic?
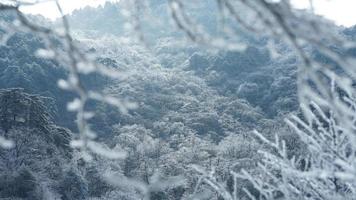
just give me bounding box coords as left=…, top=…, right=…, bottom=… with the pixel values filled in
left=34, top=48, right=55, bottom=59
left=0, top=136, right=14, bottom=149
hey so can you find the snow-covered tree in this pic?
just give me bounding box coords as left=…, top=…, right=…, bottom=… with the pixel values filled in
left=1, top=1, right=356, bottom=200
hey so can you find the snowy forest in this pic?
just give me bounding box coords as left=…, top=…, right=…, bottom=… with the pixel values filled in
left=1, top=0, right=356, bottom=199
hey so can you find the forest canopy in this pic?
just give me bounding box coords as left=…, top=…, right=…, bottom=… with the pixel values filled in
left=0, top=0, right=356, bottom=200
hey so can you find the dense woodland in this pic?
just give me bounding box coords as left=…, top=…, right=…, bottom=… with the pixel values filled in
left=1, top=1, right=356, bottom=199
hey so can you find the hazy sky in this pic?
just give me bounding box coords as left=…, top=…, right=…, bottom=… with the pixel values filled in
left=20, top=0, right=356, bottom=27
left=292, top=0, right=356, bottom=27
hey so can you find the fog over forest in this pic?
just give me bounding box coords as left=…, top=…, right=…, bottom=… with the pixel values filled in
left=1, top=1, right=356, bottom=199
